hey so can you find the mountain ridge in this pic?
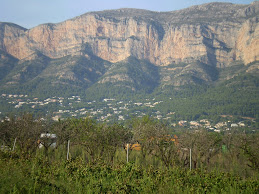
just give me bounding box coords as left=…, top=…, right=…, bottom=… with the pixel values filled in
left=0, top=2, right=258, bottom=66
left=0, top=2, right=258, bottom=100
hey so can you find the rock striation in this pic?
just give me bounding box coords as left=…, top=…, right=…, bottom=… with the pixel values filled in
left=0, top=2, right=258, bottom=68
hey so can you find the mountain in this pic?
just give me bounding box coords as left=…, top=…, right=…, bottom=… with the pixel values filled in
left=1, top=2, right=259, bottom=66
left=0, top=2, right=258, bottom=119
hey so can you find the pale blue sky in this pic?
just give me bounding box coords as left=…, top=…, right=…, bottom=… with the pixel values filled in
left=0, top=0, right=256, bottom=29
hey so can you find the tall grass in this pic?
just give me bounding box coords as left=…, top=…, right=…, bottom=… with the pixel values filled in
left=0, top=148, right=258, bottom=193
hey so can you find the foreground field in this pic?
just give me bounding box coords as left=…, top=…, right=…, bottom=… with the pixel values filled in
left=0, top=114, right=258, bottom=193
left=0, top=155, right=258, bottom=193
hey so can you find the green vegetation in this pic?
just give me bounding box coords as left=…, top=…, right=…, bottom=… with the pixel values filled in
left=152, top=74, right=259, bottom=120
left=0, top=71, right=258, bottom=122
left=0, top=114, right=258, bottom=193
left=0, top=50, right=18, bottom=82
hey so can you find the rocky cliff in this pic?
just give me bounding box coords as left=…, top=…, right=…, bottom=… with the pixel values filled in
left=0, top=2, right=258, bottom=68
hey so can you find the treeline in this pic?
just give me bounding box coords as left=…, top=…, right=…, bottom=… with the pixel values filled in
left=1, top=114, right=259, bottom=170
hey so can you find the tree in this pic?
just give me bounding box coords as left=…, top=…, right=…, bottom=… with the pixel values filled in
left=0, top=116, right=16, bottom=148
left=0, top=114, right=45, bottom=157
left=179, top=130, right=222, bottom=169
left=98, top=123, right=132, bottom=163
left=56, top=117, right=132, bottom=164
left=51, top=118, right=77, bottom=148
left=131, top=116, right=179, bottom=167
left=240, top=133, right=259, bottom=171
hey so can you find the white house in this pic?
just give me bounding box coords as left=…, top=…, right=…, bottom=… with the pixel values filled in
left=39, top=133, right=57, bottom=149
left=231, top=123, right=239, bottom=128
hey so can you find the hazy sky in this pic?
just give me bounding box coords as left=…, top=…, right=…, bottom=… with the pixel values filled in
left=0, top=0, right=256, bottom=29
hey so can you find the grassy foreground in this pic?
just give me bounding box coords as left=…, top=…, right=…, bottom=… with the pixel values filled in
left=0, top=152, right=258, bottom=193
left=0, top=115, right=258, bottom=193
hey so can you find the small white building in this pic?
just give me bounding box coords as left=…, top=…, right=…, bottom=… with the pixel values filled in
left=39, top=133, right=57, bottom=149
left=231, top=123, right=239, bottom=128
left=190, top=121, right=200, bottom=126
left=238, top=122, right=245, bottom=127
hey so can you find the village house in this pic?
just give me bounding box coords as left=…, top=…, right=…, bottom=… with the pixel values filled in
left=178, top=120, right=187, bottom=126
left=215, top=122, right=227, bottom=128
left=189, top=121, right=200, bottom=127
left=231, top=123, right=239, bottom=127
left=238, top=122, right=245, bottom=127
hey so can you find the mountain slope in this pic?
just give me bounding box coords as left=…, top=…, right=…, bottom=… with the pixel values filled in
left=0, top=50, right=18, bottom=81
left=98, top=56, right=159, bottom=91
left=0, top=53, right=110, bottom=97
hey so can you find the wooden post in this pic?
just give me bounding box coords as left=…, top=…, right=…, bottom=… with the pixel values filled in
left=12, top=138, right=17, bottom=151
left=67, top=140, right=70, bottom=160
left=190, top=148, right=192, bottom=171
left=126, top=143, right=129, bottom=163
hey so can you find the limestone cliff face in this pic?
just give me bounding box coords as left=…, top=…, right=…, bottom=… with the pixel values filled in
left=236, top=16, right=259, bottom=64
left=0, top=23, right=27, bottom=55
left=0, top=2, right=258, bottom=67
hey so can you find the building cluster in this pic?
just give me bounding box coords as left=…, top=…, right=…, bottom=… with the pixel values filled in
left=52, top=98, right=165, bottom=122
left=1, top=94, right=169, bottom=122
left=1, top=94, right=65, bottom=109
left=0, top=94, right=255, bottom=131
left=178, top=119, right=247, bottom=132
